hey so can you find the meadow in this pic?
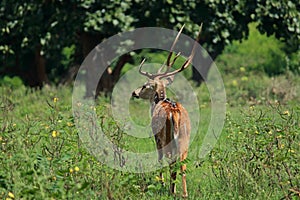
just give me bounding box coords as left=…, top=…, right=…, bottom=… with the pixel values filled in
left=1, top=70, right=299, bottom=200
left=1, top=25, right=300, bottom=199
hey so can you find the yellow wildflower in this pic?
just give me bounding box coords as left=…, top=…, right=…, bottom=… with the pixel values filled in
left=200, top=104, right=206, bottom=109
left=69, top=168, right=74, bottom=173
left=67, top=122, right=73, bottom=127
left=279, top=144, right=285, bottom=149
left=8, top=192, right=14, bottom=198
left=74, top=166, right=80, bottom=172
left=241, top=76, right=248, bottom=82
left=288, top=149, right=295, bottom=153
left=232, top=80, right=238, bottom=87
left=90, top=106, right=96, bottom=111
left=283, top=110, right=290, bottom=116
left=239, top=67, right=246, bottom=72
left=52, top=130, right=58, bottom=138
left=53, top=97, right=59, bottom=103
left=155, top=176, right=164, bottom=182
left=268, top=130, right=273, bottom=135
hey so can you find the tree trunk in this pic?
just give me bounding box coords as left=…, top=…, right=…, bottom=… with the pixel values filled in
left=191, top=51, right=219, bottom=85
left=96, top=53, right=132, bottom=96
left=1, top=46, right=49, bottom=87
left=34, top=45, right=49, bottom=87
left=81, top=32, right=132, bottom=98
left=81, top=32, right=103, bottom=97
left=21, top=45, right=49, bottom=87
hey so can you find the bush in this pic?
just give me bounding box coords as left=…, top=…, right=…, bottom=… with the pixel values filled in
left=217, top=23, right=289, bottom=76
left=286, top=50, right=300, bottom=74
left=0, top=76, right=24, bottom=88
left=209, top=104, right=300, bottom=199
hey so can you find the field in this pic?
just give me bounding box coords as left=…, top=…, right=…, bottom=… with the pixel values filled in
left=1, top=70, right=299, bottom=200
left=1, top=24, right=300, bottom=199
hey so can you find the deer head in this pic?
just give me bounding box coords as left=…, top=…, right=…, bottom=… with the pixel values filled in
left=132, top=24, right=202, bottom=103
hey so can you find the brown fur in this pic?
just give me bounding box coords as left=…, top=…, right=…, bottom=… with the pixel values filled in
left=133, top=80, right=190, bottom=197
left=152, top=100, right=190, bottom=197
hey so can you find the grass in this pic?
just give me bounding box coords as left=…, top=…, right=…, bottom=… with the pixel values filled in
left=1, top=23, right=299, bottom=199
left=1, top=71, right=299, bottom=199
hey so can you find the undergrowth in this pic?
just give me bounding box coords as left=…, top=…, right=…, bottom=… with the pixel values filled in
left=0, top=76, right=299, bottom=199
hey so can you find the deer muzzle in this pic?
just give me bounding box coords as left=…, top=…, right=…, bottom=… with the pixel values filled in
left=131, top=91, right=139, bottom=99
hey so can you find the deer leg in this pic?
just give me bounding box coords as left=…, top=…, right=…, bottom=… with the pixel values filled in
left=180, top=152, right=188, bottom=198
left=157, top=150, right=165, bottom=186
left=170, top=164, right=177, bottom=195
left=181, top=163, right=188, bottom=198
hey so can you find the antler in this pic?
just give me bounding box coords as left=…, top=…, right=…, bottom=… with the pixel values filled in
left=138, top=23, right=203, bottom=79
left=138, top=58, right=154, bottom=78
left=157, top=23, right=203, bottom=79
left=151, top=24, right=185, bottom=76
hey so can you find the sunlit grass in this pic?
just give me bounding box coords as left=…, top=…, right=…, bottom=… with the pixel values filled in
left=1, top=81, right=299, bottom=199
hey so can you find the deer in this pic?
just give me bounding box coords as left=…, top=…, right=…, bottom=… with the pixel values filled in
left=131, top=24, right=202, bottom=198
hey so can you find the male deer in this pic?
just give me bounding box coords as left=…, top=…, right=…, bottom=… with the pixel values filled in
left=132, top=25, right=202, bottom=197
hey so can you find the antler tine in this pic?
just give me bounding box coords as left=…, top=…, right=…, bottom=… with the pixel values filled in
left=157, top=51, right=181, bottom=75
left=166, top=24, right=185, bottom=67
left=158, top=23, right=203, bottom=79
left=168, top=51, right=181, bottom=68
left=157, top=63, right=166, bottom=74
left=138, top=58, right=154, bottom=79
left=155, top=25, right=185, bottom=76
left=186, top=23, right=203, bottom=64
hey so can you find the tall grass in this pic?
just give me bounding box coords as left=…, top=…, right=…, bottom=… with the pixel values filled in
left=1, top=78, right=299, bottom=199
left=1, top=23, right=299, bottom=199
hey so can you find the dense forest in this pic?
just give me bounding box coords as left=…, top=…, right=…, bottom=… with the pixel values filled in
left=0, top=0, right=299, bottom=93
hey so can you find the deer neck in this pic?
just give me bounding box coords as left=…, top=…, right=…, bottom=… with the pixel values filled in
left=150, top=86, right=166, bottom=114
left=157, top=88, right=166, bottom=101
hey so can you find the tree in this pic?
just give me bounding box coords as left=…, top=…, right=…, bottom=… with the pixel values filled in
left=130, top=0, right=299, bottom=83
left=0, top=0, right=299, bottom=90
left=0, top=0, right=134, bottom=90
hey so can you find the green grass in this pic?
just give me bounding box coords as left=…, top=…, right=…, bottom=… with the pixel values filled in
left=1, top=24, right=299, bottom=199
left=1, top=74, right=299, bottom=199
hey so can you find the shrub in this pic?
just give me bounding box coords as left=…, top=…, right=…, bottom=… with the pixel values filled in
left=217, top=23, right=289, bottom=76
left=210, top=104, right=300, bottom=199
left=0, top=76, right=24, bottom=88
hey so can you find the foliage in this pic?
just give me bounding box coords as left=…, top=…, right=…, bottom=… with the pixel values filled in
left=1, top=71, right=299, bottom=199
left=0, top=0, right=299, bottom=85
left=286, top=50, right=300, bottom=74
left=220, top=70, right=300, bottom=107
left=210, top=104, right=300, bottom=199
left=253, top=0, right=300, bottom=52
left=0, top=0, right=135, bottom=85
left=217, top=23, right=299, bottom=76
left=0, top=1, right=299, bottom=198
left=0, top=76, right=24, bottom=89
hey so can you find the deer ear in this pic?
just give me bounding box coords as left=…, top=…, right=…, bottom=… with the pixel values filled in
left=162, top=75, right=175, bottom=86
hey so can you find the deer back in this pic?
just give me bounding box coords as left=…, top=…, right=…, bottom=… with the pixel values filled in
left=151, top=99, right=190, bottom=158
